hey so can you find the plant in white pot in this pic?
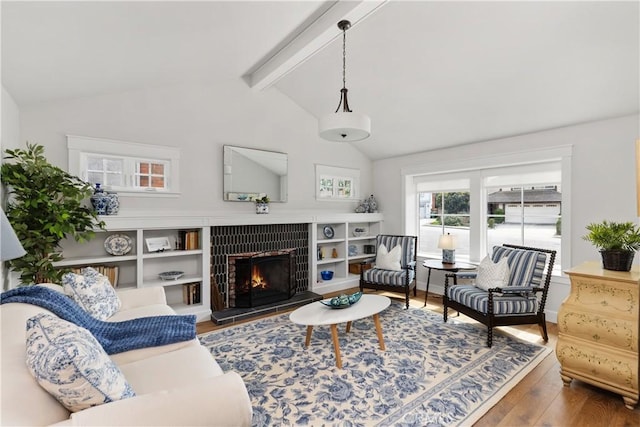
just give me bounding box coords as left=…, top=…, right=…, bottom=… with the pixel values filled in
left=582, top=220, right=640, bottom=271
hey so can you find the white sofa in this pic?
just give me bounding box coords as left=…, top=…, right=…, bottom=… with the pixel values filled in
left=1, top=284, right=253, bottom=426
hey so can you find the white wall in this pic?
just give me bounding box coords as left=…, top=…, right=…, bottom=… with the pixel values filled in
left=1, top=86, right=20, bottom=150
left=16, top=79, right=373, bottom=214
left=373, top=114, right=640, bottom=321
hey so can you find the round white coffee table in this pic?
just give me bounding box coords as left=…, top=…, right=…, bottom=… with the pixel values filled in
left=289, top=294, right=391, bottom=368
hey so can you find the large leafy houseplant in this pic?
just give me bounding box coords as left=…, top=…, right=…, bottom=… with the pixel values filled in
left=1, top=143, right=104, bottom=284
left=582, top=220, right=640, bottom=271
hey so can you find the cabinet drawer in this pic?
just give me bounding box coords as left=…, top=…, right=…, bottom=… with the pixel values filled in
left=568, top=276, right=638, bottom=317
left=557, top=305, right=638, bottom=351
left=556, top=337, right=638, bottom=394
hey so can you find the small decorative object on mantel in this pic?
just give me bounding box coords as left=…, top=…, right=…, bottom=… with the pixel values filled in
left=355, top=194, right=378, bottom=213
left=582, top=220, right=640, bottom=271
left=90, top=183, right=111, bottom=215
left=106, top=191, right=119, bottom=215
left=255, top=195, right=270, bottom=214
left=90, top=183, right=119, bottom=216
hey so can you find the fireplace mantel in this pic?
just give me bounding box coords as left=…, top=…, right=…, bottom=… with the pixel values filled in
left=98, top=211, right=383, bottom=230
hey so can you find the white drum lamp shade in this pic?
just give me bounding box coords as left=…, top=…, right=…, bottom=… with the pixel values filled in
left=1, top=208, right=26, bottom=261
left=319, top=112, right=371, bottom=142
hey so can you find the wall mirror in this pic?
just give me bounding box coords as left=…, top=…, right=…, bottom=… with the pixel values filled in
left=223, top=146, right=288, bottom=202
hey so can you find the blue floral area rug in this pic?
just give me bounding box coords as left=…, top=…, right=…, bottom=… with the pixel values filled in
left=199, top=302, right=551, bottom=427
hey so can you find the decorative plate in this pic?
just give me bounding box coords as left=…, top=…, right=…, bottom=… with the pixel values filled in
left=320, top=292, right=362, bottom=309
left=104, top=234, right=133, bottom=256
left=322, top=225, right=335, bottom=239
left=159, top=271, right=184, bottom=281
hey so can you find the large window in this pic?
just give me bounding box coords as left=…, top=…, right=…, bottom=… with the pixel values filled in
left=68, top=135, right=180, bottom=196
left=411, top=158, right=566, bottom=273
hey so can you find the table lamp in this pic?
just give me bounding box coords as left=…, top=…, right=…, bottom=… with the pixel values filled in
left=1, top=208, right=26, bottom=261
left=437, top=233, right=456, bottom=264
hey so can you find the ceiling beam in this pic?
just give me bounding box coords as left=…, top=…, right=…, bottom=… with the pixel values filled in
left=245, top=0, right=388, bottom=91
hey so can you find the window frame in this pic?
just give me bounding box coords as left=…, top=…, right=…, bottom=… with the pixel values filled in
left=67, top=135, right=180, bottom=197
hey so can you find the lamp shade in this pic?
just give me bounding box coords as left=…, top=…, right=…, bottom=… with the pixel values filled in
left=1, top=208, right=26, bottom=261
left=437, top=233, right=456, bottom=250
left=319, top=112, right=371, bottom=142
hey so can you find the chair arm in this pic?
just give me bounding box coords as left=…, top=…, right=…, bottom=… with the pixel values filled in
left=488, top=286, right=541, bottom=294
left=59, top=372, right=252, bottom=427
left=406, top=261, right=416, bottom=270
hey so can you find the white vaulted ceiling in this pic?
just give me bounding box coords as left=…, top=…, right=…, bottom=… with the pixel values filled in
left=2, top=1, right=639, bottom=160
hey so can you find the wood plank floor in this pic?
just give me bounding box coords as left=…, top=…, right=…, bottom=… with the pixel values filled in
left=197, top=290, right=640, bottom=426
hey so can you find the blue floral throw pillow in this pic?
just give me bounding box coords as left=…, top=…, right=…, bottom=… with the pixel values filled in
left=62, top=267, right=121, bottom=320
left=25, top=313, right=135, bottom=412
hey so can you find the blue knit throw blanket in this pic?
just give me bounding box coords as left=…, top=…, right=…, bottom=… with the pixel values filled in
left=0, top=286, right=196, bottom=355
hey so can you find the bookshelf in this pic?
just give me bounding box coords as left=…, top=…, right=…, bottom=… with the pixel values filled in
left=312, top=213, right=383, bottom=294
left=55, top=219, right=211, bottom=322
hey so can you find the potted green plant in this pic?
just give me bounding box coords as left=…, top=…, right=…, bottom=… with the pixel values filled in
left=582, top=220, right=640, bottom=271
left=1, top=143, right=105, bottom=284
left=255, top=195, right=270, bottom=214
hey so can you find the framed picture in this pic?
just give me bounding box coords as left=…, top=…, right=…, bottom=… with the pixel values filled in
left=145, top=237, right=172, bottom=252
left=315, top=165, right=360, bottom=201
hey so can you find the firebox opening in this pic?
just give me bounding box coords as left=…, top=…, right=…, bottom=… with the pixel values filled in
left=230, top=250, right=295, bottom=308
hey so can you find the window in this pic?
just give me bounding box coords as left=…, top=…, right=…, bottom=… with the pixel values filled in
left=407, top=148, right=570, bottom=275
left=415, top=178, right=470, bottom=260
left=67, top=135, right=180, bottom=196
left=419, top=191, right=471, bottom=258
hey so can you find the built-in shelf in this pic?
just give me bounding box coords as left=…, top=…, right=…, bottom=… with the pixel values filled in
left=312, top=214, right=383, bottom=294
left=57, top=222, right=211, bottom=322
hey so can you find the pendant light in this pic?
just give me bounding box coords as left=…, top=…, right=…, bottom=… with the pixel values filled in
left=319, top=20, right=371, bottom=142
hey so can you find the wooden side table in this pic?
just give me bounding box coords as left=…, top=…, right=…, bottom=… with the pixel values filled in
left=422, top=260, right=476, bottom=307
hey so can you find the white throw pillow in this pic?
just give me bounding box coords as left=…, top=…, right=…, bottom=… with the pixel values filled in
left=62, top=267, right=121, bottom=320
left=475, top=256, right=510, bottom=291
left=376, top=244, right=402, bottom=271
left=25, top=313, right=135, bottom=412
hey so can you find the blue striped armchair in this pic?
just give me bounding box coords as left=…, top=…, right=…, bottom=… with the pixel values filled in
left=359, top=235, right=417, bottom=309
left=443, top=244, right=556, bottom=347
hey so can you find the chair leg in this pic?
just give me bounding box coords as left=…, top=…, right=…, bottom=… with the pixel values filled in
left=539, top=314, right=549, bottom=342
left=487, top=327, right=493, bottom=348
left=443, top=304, right=448, bottom=323
left=404, top=287, right=410, bottom=309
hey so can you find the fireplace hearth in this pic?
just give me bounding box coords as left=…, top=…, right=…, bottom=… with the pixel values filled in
left=228, top=249, right=296, bottom=308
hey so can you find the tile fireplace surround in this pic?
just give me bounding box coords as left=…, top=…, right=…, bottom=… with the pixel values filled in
left=211, top=223, right=319, bottom=324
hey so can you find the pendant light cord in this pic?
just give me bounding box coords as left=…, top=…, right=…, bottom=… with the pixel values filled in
left=335, top=21, right=352, bottom=113
left=342, top=27, right=347, bottom=90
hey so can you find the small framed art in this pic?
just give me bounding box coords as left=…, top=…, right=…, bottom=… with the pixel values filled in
left=145, top=237, right=172, bottom=252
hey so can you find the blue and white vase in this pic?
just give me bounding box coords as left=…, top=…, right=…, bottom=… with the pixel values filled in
left=90, top=184, right=110, bottom=215
left=106, top=193, right=119, bottom=215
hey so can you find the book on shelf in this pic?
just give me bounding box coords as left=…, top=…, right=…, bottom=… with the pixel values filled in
left=71, top=265, right=119, bottom=288
left=176, top=230, right=200, bottom=250
left=182, top=282, right=201, bottom=305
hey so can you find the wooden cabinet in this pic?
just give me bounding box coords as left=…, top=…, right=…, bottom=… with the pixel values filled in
left=312, top=214, right=382, bottom=294
left=558, top=261, right=640, bottom=409
left=55, top=217, right=211, bottom=322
